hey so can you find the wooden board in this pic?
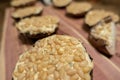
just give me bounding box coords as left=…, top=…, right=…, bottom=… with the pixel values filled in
left=1, top=2, right=120, bottom=80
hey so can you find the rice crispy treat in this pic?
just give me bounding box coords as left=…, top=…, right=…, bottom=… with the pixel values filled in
left=90, top=21, right=116, bottom=55
left=66, top=2, right=92, bottom=16
left=16, top=15, right=59, bottom=38
left=12, top=6, right=43, bottom=19
left=85, top=9, right=119, bottom=27
left=13, top=35, right=93, bottom=80
left=11, top=0, right=37, bottom=7
left=53, top=0, right=72, bottom=7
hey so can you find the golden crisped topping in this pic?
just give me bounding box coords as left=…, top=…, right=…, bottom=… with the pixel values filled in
left=12, top=6, right=43, bottom=18
left=106, top=12, right=119, bottom=23
left=13, top=35, right=93, bottom=80
left=53, top=0, right=72, bottom=7
left=85, top=9, right=119, bottom=26
left=91, top=22, right=115, bottom=46
left=66, top=2, right=92, bottom=15
left=16, top=15, right=59, bottom=35
left=11, top=0, right=36, bottom=7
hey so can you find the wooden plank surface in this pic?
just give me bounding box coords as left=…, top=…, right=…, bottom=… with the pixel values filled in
left=47, top=6, right=120, bottom=67
left=1, top=2, right=120, bottom=80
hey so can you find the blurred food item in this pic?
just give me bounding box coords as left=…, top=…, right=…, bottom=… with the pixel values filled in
left=12, top=6, right=43, bottom=19
left=11, top=0, right=37, bottom=7
left=53, top=0, right=72, bottom=7
left=15, top=15, right=59, bottom=38
left=85, top=9, right=119, bottom=27
left=13, top=35, right=93, bottom=80
left=43, top=0, right=52, bottom=5
left=66, top=2, right=92, bottom=16
left=89, top=18, right=116, bottom=56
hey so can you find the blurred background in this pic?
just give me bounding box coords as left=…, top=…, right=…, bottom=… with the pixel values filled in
left=0, top=0, right=120, bottom=47
left=0, top=0, right=9, bottom=47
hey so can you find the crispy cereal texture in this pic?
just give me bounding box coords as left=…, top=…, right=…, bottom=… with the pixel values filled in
left=13, top=35, right=93, bottom=80
left=11, top=0, right=37, bottom=7
left=85, top=9, right=119, bottom=27
left=89, top=22, right=116, bottom=55
left=16, top=15, right=59, bottom=36
left=66, top=2, right=92, bottom=16
left=53, top=0, right=72, bottom=7
left=12, top=6, right=43, bottom=19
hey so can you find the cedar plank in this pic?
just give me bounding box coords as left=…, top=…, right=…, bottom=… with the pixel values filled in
left=2, top=2, right=120, bottom=80
left=47, top=6, right=120, bottom=67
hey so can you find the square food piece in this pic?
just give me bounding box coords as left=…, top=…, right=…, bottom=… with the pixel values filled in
left=16, top=15, right=59, bottom=38
left=13, top=35, right=93, bottom=80
left=12, top=6, right=43, bottom=19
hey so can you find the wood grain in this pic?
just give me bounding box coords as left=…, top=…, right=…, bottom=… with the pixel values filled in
left=1, top=2, right=120, bottom=80
left=46, top=5, right=120, bottom=67
left=0, top=8, right=9, bottom=80
left=46, top=5, right=120, bottom=80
